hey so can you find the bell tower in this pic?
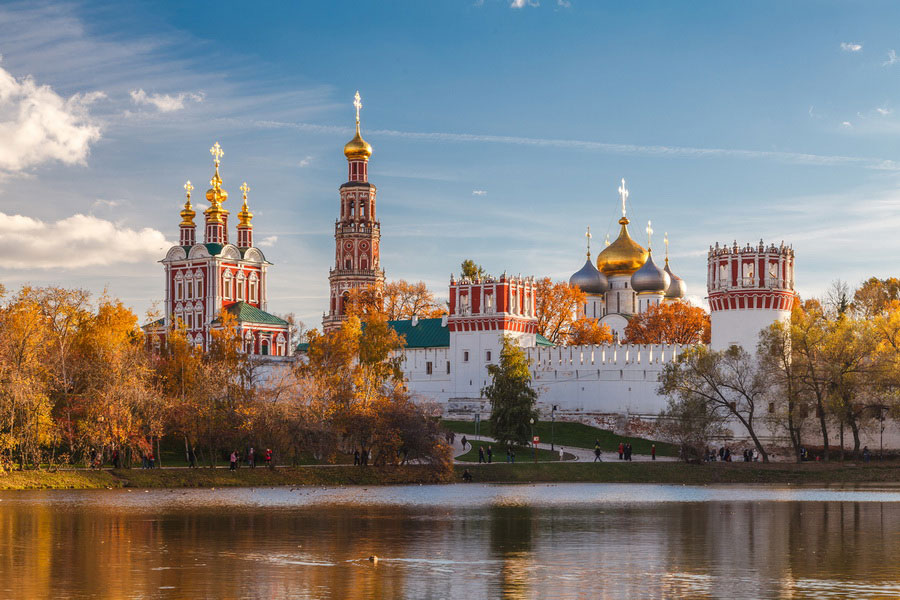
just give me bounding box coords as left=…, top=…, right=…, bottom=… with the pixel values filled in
left=323, top=91, right=385, bottom=332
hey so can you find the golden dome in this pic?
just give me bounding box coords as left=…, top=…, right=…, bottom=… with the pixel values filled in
left=344, top=123, right=372, bottom=161
left=180, top=199, right=196, bottom=227
left=596, top=217, right=648, bottom=276
left=238, top=200, right=252, bottom=227
left=206, top=172, right=228, bottom=204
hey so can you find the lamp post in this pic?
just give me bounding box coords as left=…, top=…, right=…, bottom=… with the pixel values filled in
left=475, top=412, right=481, bottom=441
left=551, top=405, right=557, bottom=452
left=530, top=417, right=536, bottom=462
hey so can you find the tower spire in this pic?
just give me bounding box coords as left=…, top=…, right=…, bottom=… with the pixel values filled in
left=237, top=181, right=253, bottom=248
left=204, top=142, right=228, bottom=244
left=618, top=178, right=629, bottom=219
left=664, top=232, right=669, bottom=265
left=343, top=91, right=372, bottom=181
left=180, top=180, right=196, bottom=246
left=585, top=226, right=592, bottom=260
left=646, top=220, right=653, bottom=250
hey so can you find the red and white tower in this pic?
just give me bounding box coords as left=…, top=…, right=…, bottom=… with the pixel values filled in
left=323, top=91, right=385, bottom=332
left=707, top=240, right=795, bottom=351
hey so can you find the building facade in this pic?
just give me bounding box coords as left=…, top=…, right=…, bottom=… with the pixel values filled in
left=145, top=143, right=291, bottom=357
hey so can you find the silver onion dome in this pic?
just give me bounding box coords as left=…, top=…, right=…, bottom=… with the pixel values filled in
left=664, top=261, right=686, bottom=299
left=569, top=258, right=609, bottom=295
left=631, top=250, right=670, bottom=293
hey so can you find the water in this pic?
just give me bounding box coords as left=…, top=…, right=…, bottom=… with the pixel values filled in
left=1, top=483, right=899, bottom=599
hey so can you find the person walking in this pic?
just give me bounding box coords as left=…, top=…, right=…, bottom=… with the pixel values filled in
left=487, top=446, right=493, bottom=463
left=188, top=447, right=196, bottom=468
left=478, top=446, right=485, bottom=463
left=265, top=448, right=273, bottom=468
left=148, top=452, right=155, bottom=469
left=230, top=451, right=238, bottom=471
left=618, top=442, right=624, bottom=460
left=626, top=443, right=633, bottom=461
left=461, top=435, right=468, bottom=451
left=354, top=449, right=360, bottom=465
left=651, top=444, right=656, bottom=461
left=248, top=447, right=256, bottom=468
left=594, top=442, right=602, bottom=462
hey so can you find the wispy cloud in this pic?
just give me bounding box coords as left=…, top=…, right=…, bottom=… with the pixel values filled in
left=472, top=190, right=488, bottom=196
left=877, top=107, right=892, bottom=116
left=884, top=49, right=899, bottom=66
left=841, top=121, right=852, bottom=128
left=258, top=235, right=278, bottom=247
left=840, top=42, right=862, bottom=52
left=298, top=155, right=313, bottom=167
left=91, top=199, right=119, bottom=210
left=510, top=0, right=539, bottom=7
left=0, top=212, right=169, bottom=268
left=252, top=119, right=900, bottom=171
left=129, top=89, right=203, bottom=112
left=0, top=64, right=103, bottom=177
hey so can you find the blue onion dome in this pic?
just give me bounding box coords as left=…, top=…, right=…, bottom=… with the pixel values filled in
left=664, top=259, right=687, bottom=299
left=569, top=258, right=609, bottom=295
left=631, top=250, right=671, bottom=293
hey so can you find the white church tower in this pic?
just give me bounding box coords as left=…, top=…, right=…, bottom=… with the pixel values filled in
left=707, top=240, right=795, bottom=351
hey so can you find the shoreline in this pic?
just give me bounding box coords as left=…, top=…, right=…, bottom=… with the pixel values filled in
left=2, top=462, right=900, bottom=490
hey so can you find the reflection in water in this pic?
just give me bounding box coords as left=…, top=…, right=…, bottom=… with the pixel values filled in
left=0, top=484, right=899, bottom=599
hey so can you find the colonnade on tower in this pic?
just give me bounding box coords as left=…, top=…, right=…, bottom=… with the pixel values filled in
left=323, top=91, right=385, bottom=332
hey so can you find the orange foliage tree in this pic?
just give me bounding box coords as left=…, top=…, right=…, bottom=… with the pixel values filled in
left=535, top=277, right=586, bottom=345
left=569, top=318, right=614, bottom=345
left=624, top=301, right=711, bottom=345
left=383, top=280, right=446, bottom=320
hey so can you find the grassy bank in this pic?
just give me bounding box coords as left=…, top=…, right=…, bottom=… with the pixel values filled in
left=453, top=461, right=900, bottom=485
left=0, top=465, right=452, bottom=491
left=442, top=419, right=678, bottom=456
left=3, top=461, right=900, bottom=490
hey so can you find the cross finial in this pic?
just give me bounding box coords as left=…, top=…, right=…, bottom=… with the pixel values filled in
left=353, top=91, right=362, bottom=125
left=605, top=233, right=610, bottom=247
left=184, top=180, right=193, bottom=199
left=618, top=178, right=629, bottom=217
left=646, top=220, right=654, bottom=249
left=664, top=232, right=669, bottom=260
left=585, top=226, right=592, bottom=258
left=240, top=181, right=250, bottom=200
left=210, top=142, right=224, bottom=166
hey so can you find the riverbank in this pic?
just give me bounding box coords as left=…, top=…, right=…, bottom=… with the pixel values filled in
left=2, top=461, right=900, bottom=490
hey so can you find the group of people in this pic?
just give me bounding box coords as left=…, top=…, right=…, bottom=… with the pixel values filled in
left=617, top=442, right=634, bottom=461
left=353, top=449, right=370, bottom=465
left=704, top=446, right=758, bottom=462
left=229, top=447, right=272, bottom=470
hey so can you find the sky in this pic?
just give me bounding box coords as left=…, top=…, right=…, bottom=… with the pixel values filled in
left=1, top=0, right=899, bottom=326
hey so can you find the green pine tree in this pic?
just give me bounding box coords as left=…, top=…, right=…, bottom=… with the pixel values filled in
left=483, top=336, right=539, bottom=446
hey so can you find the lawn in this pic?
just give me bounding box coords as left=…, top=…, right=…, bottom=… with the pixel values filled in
left=456, top=444, right=576, bottom=462
left=442, top=419, right=677, bottom=456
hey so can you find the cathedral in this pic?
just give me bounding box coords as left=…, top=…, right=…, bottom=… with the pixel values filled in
left=145, top=142, right=292, bottom=357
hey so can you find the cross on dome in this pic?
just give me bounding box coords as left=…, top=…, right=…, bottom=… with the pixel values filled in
left=210, top=142, right=224, bottom=166
left=585, top=226, right=592, bottom=258
left=353, top=91, right=362, bottom=125
left=664, top=232, right=669, bottom=259
left=240, top=181, right=250, bottom=199
left=646, top=220, right=653, bottom=249
left=618, top=178, right=629, bottom=218
left=184, top=180, right=193, bottom=198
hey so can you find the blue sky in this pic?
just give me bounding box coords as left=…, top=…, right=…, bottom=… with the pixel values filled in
left=1, top=0, right=899, bottom=326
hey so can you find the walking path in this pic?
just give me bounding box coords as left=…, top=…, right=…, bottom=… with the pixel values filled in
left=451, top=434, right=676, bottom=463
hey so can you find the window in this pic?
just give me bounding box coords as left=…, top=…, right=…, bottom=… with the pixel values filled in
left=486, top=350, right=492, bottom=362
left=175, top=281, right=183, bottom=301
left=426, top=361, right=433, bottom=375
left=237, top=273, right=246, bottom=301
left=260, top=340, right=269, bottom=356
left=345, top=258, right=352, bottom=269
left=446, top=362, right=451, bottom=374
left=485, top=294, right=493, bottom=312
left=768, top=402, right=775, bottom=414
left=249, top=274, right=259, bottom=303
left=186, top=313, right=193, bottom=329
left=463, top=351, right=469, bottom=362
left=195, top=307, right=203, bottom=328
left=223, top=272, right=233, bottom=301
left=196, top=278, right=203, bottom=299
left=185, top=278, right=193, bottom=299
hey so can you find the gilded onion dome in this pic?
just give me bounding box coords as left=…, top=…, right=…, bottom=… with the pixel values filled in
left=344, top=90, right=372, bottom=160
left=237, top=182, right=253, bottom=227
left=570, top=258, right=609, bottom=295
left=664, top=259, right=686, bottom=299
left=631, top=249, right=671, bottom=293
left=597, top=216, right=648, bottom=276
left=180, top=180, right=196, bottom=226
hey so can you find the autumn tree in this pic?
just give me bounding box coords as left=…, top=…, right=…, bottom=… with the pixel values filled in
left=535, top=277, right=586, bottom=345
left=383, top=280, right=445, bottom=320
left=659, top=345, right=771, bottom=462
left=624, top=301, right=710, bottom=345
left=483, top=336, right=539, bottom=447
left=569, top=318, right=614, bottom=345
left=853, top=277, right=900, bottom=317
left=460, top=259, right=485, bottom=280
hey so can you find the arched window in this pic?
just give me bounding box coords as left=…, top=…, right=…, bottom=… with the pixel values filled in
left=344, top=257, right=352, bottom=270
left=360, top=257, right=368, bottom=270
left=260, top=340, right=270, bottom=356
left=276, top=333, right=286, bottom=356
left=236, top=272, right=246, bottom=302
left=249, top=273, right=259, bottom=303
left=223, top=271, right=233, bottom=301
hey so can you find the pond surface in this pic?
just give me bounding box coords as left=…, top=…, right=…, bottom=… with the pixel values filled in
left=1, top=483, right=899, bottom=599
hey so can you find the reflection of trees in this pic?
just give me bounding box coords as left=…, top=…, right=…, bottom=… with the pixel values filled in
left=488, top=505, right=534, bottom=599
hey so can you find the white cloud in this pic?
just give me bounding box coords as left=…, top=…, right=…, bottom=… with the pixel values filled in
left=259, top=235, right=278, bottom=247
left=298, top=155, right=313, bottom=167
left=129, top=88, right=203, bottom=112
left=877, top=107, right=892, bottom=116
left=91, top=199, right=119, bottom=209
left=557, top=0, right=571, bottom=6
left=884, top=49, right=899, bottom=66
left=842, top=121, right=852, bottom=128
left=510, top=0, right=539, bottom=7
left=0, top=212, right=169, bottom=269
left=0, top=64, right=103, bottom=176
left=840, top=42, right=862, bottom=52
left=472, top=190, right=488, bottom=196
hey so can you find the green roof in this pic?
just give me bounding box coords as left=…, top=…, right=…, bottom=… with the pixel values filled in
left=221, top=302, right=288, bottom=326
left=536, top=334, right=553, bottom=346
left=388, top=318, right=450, bottom=349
